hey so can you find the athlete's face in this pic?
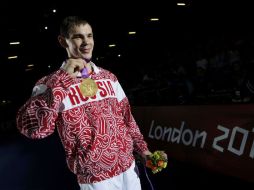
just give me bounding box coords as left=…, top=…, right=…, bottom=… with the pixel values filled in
left=65, top=24, right=94, bottom=61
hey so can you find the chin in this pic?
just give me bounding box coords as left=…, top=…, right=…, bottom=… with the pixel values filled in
left=83, top=56, right=92, bottom=62
left=83, top=56, right=92, bottom=61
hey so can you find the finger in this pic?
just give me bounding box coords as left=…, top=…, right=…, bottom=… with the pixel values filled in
left=69, top=58, right=84, bottom=71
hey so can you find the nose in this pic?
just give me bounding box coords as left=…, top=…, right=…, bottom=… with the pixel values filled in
left=82, top=36, right=88, bottom=45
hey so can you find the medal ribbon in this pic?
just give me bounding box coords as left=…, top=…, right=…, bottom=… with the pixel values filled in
left=81, top=67, right=93, bottom=78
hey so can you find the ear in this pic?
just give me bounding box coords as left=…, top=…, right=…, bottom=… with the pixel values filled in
left=58, top=35, right=68, bottom=48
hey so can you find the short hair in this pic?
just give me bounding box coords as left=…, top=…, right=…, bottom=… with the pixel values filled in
left=60, top=16, right=90, bottom=38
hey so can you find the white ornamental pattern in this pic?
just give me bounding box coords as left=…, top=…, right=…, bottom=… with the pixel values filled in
left=17, top=66, right=148, bottom=183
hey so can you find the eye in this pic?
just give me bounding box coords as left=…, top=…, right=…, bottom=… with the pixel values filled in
left=72, top=34, right=83, bottom=39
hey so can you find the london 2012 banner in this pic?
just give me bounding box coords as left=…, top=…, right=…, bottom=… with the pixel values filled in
left=132, top=104, right=254, bottom=182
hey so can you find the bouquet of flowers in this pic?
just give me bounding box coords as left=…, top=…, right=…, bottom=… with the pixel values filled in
left=146, top=150, right=168, bottom=174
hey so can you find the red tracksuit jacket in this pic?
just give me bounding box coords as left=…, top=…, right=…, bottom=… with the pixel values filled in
left=16, top=62, right=148, bottom=183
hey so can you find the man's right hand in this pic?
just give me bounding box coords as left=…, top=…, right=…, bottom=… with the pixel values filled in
left=62, top=58, right=85, bottom=78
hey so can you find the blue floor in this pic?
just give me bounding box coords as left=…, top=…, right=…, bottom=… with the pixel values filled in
left=0, top=133, right=253, bottom=190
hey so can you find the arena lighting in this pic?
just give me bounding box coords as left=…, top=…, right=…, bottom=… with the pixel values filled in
left=9, top=42, right=20, bottom=45
left=128, top=31, right=136, bottom=35
left=108, top=44, right=116, bottom=47
left=27, top=64, right=34, bottom=67
left=52, top=9, right=56, bottom=13
left=150, top=18, right=159, bottom=21
left=8, top=56, right=18, bottom=59
left=25, top=68, right=33, bottom=71
left=0, top=100, right=11, bottom=104
left=177, top=3, right=186, bottom=6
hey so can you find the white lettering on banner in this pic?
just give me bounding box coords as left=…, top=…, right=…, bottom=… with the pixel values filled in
left=171, top=121, right=185, bottom=144
left=212, top=125, right=254, bottom=157
left=212, top=125, right=230, bottom=152
left=228, top=127, right=248, bottom=156
left=249, top=128, right=254, bottom=158
left=149, top=120, right=254, bottom=159
left=148, top=120, right=207, bottom=148
left=182, top=129, right=193, bottom=146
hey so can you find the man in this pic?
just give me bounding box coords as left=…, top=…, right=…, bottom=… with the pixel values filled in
left=16, top=16, right=157, bottom=190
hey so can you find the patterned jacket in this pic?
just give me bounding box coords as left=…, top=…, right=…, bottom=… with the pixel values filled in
left=16, top=62, right=148, bottom=183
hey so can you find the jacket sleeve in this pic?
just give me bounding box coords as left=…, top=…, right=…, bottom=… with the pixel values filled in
left=116, top=81, right=149, bottom=154
left=16, top=69, right=74, bottom=139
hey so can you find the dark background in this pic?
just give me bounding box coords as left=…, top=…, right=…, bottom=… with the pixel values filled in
left=1, top=1, right=254, bottom=189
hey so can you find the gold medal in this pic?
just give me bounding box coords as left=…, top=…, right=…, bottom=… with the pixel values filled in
left=79, top=78, right=98, bottom=97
